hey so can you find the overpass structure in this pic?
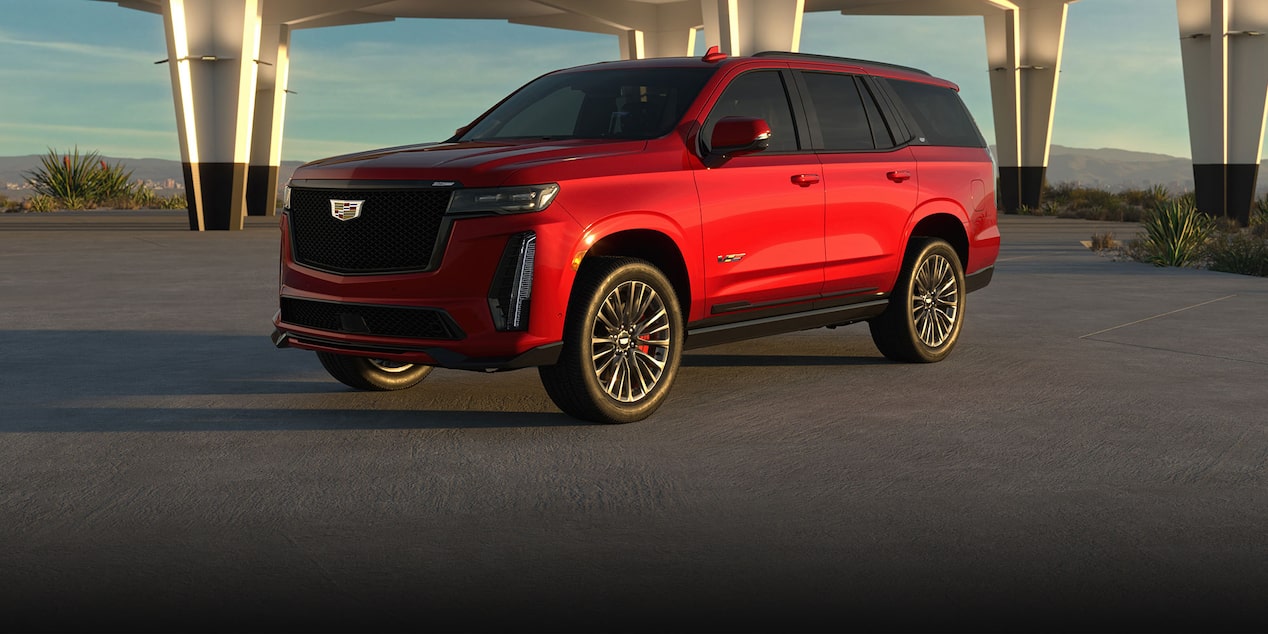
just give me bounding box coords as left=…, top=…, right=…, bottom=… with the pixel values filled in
left=94, top=0, right=1268, bottom=230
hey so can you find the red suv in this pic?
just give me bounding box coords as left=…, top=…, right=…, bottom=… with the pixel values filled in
left=271, top=48, right=1000, bottom=423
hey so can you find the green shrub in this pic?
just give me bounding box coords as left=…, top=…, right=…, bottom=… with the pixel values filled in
left=1089, top=232, right=1117, bottom=251
left=1251, top=193, right=1268, bottom=227
left=156, top=194, right=187, bottom=210
left=1120, top=185, right=1169, bottom=211
left=22, top=147, right=148, bottom=210
left=24, top=147, right=103, bottom=205
left=26, top=195, right=57, bottom=212
left=1135, top=199, right=1214, bottom=267
left=1205, top=226, right=1268, bottom=277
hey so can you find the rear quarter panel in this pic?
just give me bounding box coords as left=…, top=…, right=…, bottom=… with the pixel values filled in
left=908, top=145, right=1000, bottom=275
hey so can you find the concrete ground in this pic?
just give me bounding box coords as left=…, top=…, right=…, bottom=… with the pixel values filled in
left=0, top=211, right=1264, bottom=632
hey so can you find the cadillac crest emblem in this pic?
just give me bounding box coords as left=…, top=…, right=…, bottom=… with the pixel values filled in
left=330, top=199, right=364, bottom=221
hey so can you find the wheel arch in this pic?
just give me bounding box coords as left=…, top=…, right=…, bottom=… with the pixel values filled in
left=906, top=205, right=970, bottom=269
left=581, top=228, right=692, bottom=320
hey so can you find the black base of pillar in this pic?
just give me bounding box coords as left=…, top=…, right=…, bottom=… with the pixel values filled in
left=182, top=162, right=248, bottom=230
left=998, top=166, right=1047, bottom=213
left=1193, top=164, right=1257, bottom=226
left=246, top=164, right=280, bottom=217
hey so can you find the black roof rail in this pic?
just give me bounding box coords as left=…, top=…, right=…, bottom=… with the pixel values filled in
left=751, top=51, right=932, bottom=77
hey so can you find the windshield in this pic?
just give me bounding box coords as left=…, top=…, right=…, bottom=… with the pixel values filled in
left=459, top=67, right=716, bottom=142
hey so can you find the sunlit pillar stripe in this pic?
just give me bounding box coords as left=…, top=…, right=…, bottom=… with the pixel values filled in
left=162, top=0, right=203, bottom=229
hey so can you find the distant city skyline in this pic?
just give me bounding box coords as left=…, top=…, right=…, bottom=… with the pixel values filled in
left=0, top=0, right=1214, bottom=163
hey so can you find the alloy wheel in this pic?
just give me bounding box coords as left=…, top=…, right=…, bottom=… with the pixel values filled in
left=590, top=280, right=672, bottom=402
left=911, top=253, right=959, bottom=348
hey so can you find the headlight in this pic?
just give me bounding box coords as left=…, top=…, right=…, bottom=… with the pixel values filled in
left=446, top=183, right=559, bottom=215
left=282, top=184, right=291, bottom=211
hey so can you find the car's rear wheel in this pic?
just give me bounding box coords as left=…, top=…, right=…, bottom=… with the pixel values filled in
left=316, top=351, right=433, bottom=391
left=869, top=238, right=965, bottom=363
left=539, top=257, right=683, bottom=424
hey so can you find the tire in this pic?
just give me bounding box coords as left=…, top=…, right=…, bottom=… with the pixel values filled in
left=539, top=257, right=684, bottom=424
left=869, top=238, right=966, bottom=363
left=316, top=351, right=433, bottom=391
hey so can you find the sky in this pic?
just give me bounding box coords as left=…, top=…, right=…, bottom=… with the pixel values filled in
left=0, top=0, right=1195, bottom=163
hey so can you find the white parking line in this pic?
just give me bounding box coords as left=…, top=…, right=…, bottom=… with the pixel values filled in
left=1080, top=294, right=1239, bottom=339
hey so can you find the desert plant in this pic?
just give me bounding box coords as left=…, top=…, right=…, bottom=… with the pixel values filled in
left=26, top=195, right=57, bottom=212
left=1135, top=199, right=1214, bottom=267
left=1205, top=229, right=1268, bottom=277
left=156, top=194, right=187, bottom=210
left=1120, top=185, right=1169, bottom=211
left=93, top=158, right=139, bottom=201
left=21, top=147, right=148, bottom=210
left=24, top=147, right=106, bottom=205
left=1251, top=193, right=1268, bottom=227
left=1089, top=232, right=1117, bottom=251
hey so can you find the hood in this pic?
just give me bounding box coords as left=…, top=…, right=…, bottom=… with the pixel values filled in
left=291, top=138, right=647, bottom=186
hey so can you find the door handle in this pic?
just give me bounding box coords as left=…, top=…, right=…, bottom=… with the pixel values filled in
left=791, top=174, right=820, bottom=187
left=886, top=170, right=912, bottom=183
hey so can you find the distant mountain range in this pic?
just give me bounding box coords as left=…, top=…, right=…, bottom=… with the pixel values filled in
left=1042, top=145, right=1199, bottom=193
left=0, top=145, right=1254, bottom=199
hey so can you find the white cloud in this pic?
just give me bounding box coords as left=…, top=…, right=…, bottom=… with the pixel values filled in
left=0, top=27, right=157, bottom=64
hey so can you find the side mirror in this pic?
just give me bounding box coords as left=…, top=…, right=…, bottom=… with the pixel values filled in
left=705, top=116, right=771, bottom=165
left=452, top=124, right=472, bottom=139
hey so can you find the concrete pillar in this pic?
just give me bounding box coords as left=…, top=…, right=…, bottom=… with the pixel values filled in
left=621, top=27, right=698, bottom=59
left=1178, top=0, right=1268, bottom=225
left=161, top=0, right=262, bottom=231
left=247, top=23, right=290, bottom=218
left=527, top=1, right=697, bottom=59
left=702, top=0, right=804, bottom=55
left=995, top=0, right=1070, bottom=212
left=985, top=8, right=1021, bottom=210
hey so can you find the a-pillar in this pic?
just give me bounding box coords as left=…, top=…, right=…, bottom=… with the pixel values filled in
left=1178, top=0, right=1268, bottom=225
left=160, top=0, right=262, bottom=231
left=988, top=0, right=1071, bottom=212
left=701, top=0, right=804, bottom=55
left=248, top=23, right=290, bottom=217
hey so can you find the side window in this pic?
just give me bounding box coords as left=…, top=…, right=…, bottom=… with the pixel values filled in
left=800, top=72, right=874, bottom=151
left=858, top=79, right=897, bottom=149
left=704, top=71, right=800, bottom=152
left=886, top=79, right=986, bottom=148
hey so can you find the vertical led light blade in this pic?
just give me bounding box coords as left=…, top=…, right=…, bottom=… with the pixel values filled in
left=508, top=234, right=536, bottom=330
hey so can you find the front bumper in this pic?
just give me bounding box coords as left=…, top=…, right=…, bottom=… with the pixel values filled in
left=270, top=326, right=561, bottom=370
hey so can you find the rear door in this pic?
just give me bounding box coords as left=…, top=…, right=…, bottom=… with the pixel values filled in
left=796, top=71, right=917, bottom=297
left=693, top=68, right=825, bottom=316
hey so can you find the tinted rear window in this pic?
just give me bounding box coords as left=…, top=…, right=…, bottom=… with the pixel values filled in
left=886, top=79, right=985, bottom=148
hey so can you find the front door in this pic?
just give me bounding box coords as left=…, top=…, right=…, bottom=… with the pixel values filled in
left=693, top=69, right=825, bottom=317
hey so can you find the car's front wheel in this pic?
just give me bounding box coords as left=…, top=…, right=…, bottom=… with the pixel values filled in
left=316, top=351, right=433, bottom=391
left=539, top=257, right=683, bottom=424
left=869, top=238, right=966, bottom=363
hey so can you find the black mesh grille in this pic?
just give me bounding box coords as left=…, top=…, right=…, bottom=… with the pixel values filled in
left=288, top=188, right=453, bottom=274
left=280, top=297, right=464, bottom=340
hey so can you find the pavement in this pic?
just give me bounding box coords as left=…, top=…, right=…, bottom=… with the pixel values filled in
left=0, top=210, right=1265, bottom=632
